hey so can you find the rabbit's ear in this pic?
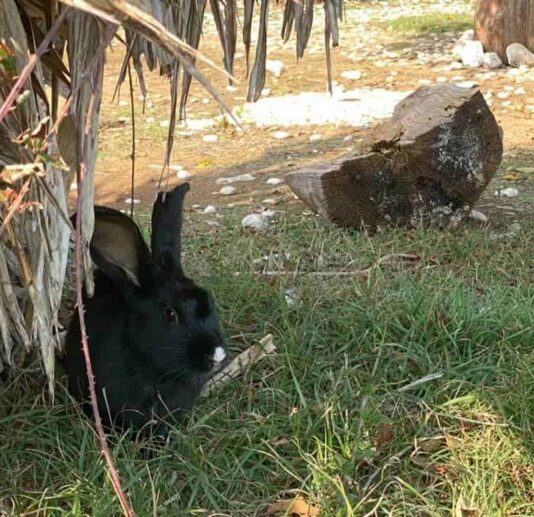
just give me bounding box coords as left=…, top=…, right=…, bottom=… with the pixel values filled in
left=151, top=182, right=190, bottom=277
left=91, top=207, right=152, bottom=287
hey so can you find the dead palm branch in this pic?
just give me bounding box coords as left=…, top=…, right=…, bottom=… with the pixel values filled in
left=0, top=0, right=342, bottom=389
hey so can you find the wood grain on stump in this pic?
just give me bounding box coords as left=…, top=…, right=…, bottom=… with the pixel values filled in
left=285, top=83, right=503, bottom=230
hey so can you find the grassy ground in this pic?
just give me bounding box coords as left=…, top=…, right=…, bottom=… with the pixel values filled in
left=1, top=209, right=534, bottom=516
left=381, top=13, right=473, bottom=35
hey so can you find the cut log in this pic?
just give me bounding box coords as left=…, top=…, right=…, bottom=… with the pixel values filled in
left=285, top=83, right=503, bottom=230
left=475, top=0, right=534, bottom=63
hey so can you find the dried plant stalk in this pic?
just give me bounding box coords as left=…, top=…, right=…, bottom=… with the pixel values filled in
left=202, top=334, right=277, bottom=397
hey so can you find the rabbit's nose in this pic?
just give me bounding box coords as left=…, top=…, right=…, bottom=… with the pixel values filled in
left=212, top=346, right=226, bottom=365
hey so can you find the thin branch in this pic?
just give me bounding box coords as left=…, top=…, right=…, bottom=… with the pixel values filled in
left=255, top=254, right=422, bottom=278
left=0, top=8, right=69, bottom=124
left=127, top=62, right=136, bottom=219
left=75, top=153, right=135, bottom=517
left=201, top=334, right=277, bottom=398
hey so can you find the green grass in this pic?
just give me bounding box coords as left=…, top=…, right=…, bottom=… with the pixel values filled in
left=383, top=13, right=473, bottom=35
left=1, top=210, right=534, bottom=516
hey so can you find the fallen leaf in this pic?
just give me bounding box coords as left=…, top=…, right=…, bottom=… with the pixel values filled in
left=197, top=159, right=213, bottom=168
left=503, top=173, right=523, bottom=181
left=375, top=422, right=395, bottom=450
left=418, top=435, right=445, bottom=452
left=266, top=496, right=320, bottom=517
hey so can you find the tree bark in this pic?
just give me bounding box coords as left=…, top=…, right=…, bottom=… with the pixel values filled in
left=475, top=0, right=534, bottom=63
left=285, top=83, right=503, bottom=231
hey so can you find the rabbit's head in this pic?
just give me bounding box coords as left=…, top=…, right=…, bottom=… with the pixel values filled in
left=90, top=183, right=226, bottom=379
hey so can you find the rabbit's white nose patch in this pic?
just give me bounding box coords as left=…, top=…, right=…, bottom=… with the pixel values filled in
left=213, top=346, right=226, bottom=363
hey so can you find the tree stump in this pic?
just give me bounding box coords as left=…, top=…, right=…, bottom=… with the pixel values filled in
left=475, top=0, right=534, bottom=63
left=285, top=83, right=503, bottom=230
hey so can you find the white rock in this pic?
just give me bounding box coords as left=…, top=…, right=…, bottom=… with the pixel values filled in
left=459, top=29, right=475, bottom=42
left=459, top=40, right=484, bottom=68
left=272, top=131, right=290, bottom=140
left=261, top=209, right=276, bottom=219
left=436, top=76, right=448, bottom=83
left=176, top=170, right=191, bottom=179
left=457, top=80, right=478, bottom=88
left=343, top=135, right=354, bottom=143
left=124, top=198, right=141, bottom=205
left=203, top=205, right=217, bottom=214
left=262, top=198, right=277, bottom=205
left=266, top=177, right=284, bottom=186
left=202, top=134, right=219, bottom=143
left=215, top=173, right=255, bottom=185
left=266, top=60, right=285, bottom=77
left=497, top=91, right=509, bottom=99
left=515, top=87, right=526, bottom=95
left=226, top=85, right=238, bottom=92
left=469, top=209, right=488, bottom=223
left=483, top=52, right=503, bottom=69
left=506, top=43, right=534, bottom=67
left=219, top=186, right=237, bottom=196
left=495, top=187, right=519, bottom=198
left=241, top=213, right=270, bottom=232
left=341, top=70, right=363, bottom=81
left=309, top=134, right=322, bottom=143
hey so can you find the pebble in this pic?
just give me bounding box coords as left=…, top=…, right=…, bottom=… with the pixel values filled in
left=176, top=170, right=191, bottom=179
left=266, top=177, right=284, bottom=186
left=261, top=209, right=277, bottom=219
left=506, top=43, right=534, bottom=67
left=241, top=213, right=271, bottom=232
left=459, top=40, right=484, bottom=68
left=309, top=134, right=322, bottom=143
left=495, top=187, right=519, bottom=198
left=469, top=209, right=488, bottom=223
left=262, top=198, right=277, bottom=205
left=483, top=52, right=503, bottom=69
left=203, top=205, right=217, bottom=214
left=341, top=70, right=363, bottom=80
left=343, top=135, right=354, bottom=143
left=219, top=186, right=237, bottom=196
left=124, top=198, right=141, bottom=205
left=202, top=134, right=219, bottom=143
left=215, top=173, right=255, bottom=185
left=272, top=131, right=290, bottom=140
left=266, top=60, right=285, bottom=77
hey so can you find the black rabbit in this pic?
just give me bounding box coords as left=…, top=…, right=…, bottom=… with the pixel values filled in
left=64, top=183, right=227, bottom=437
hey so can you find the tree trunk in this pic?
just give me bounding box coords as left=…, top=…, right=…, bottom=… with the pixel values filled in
left=475, top=0, right=534, bottom=63
left=285, top=83, right=503, bottom=231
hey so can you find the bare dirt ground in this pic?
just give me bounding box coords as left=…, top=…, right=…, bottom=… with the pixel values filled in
left=93, top=0, right=534, bottom=227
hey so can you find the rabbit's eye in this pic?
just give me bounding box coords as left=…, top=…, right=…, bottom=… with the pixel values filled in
left=164, top=307, right=179, bottom=324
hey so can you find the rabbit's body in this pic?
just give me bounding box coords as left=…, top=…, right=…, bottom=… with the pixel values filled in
left=64, top=184, right=226, bottom=436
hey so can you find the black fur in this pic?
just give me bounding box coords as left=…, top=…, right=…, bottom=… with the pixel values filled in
left=64, top=183, right=226, bottom=437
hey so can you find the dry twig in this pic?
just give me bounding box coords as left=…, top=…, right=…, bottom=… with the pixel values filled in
left=202, top=334, right=277, bottom=397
